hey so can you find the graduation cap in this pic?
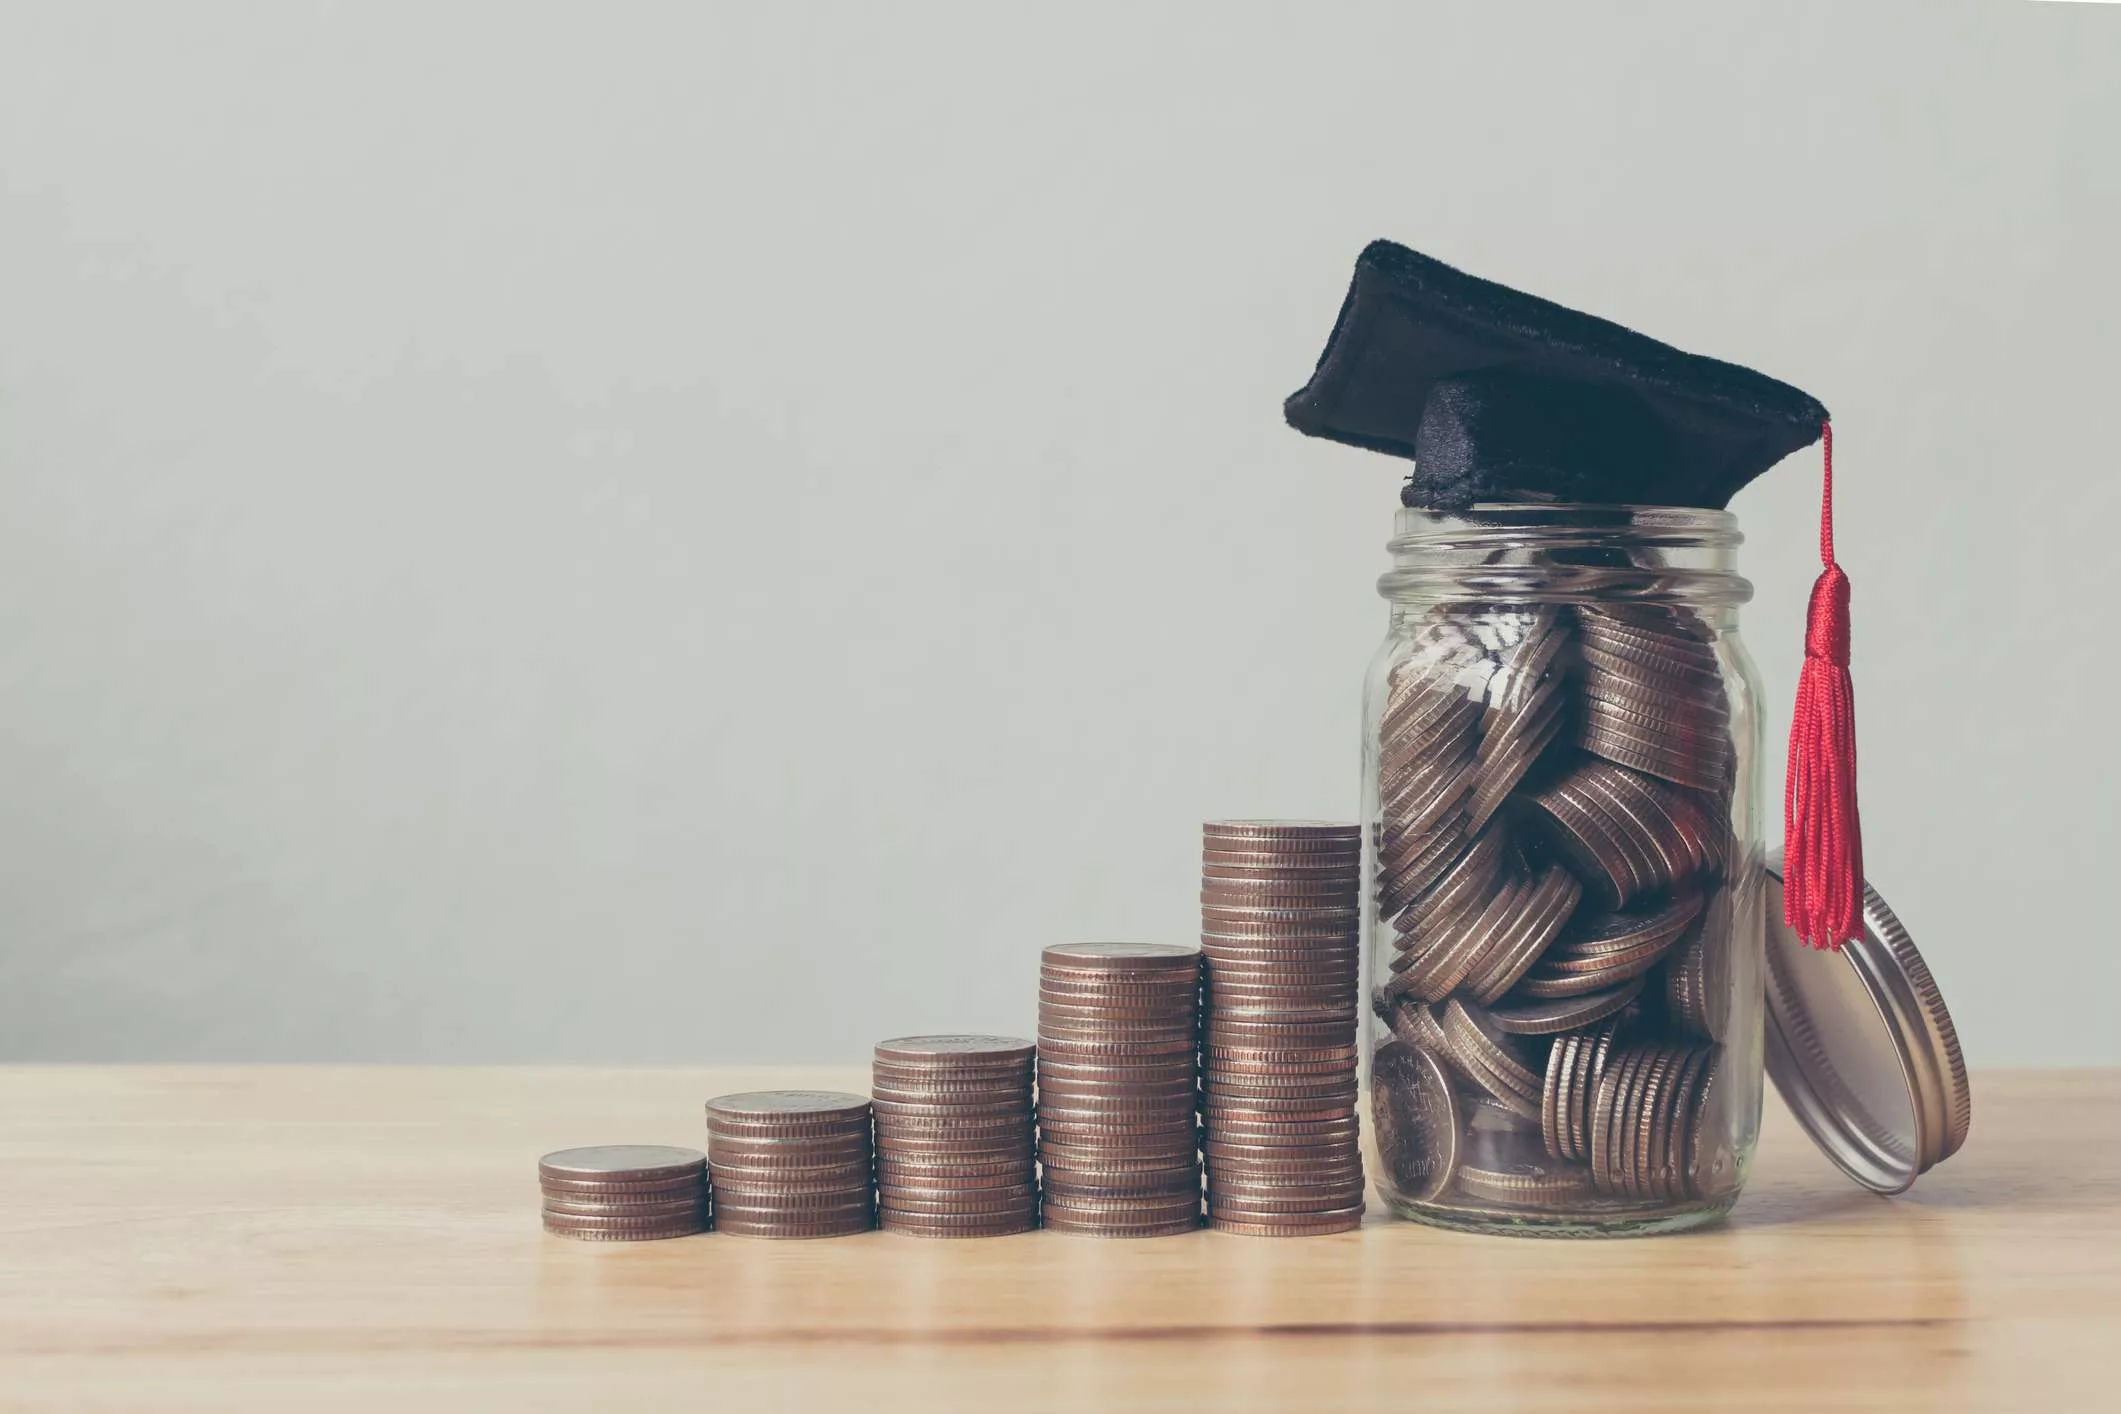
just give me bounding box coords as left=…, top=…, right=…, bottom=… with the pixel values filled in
left=1284, top=240, right=1827, bottom=511
left=1284, top=239, right=1863, bottom=948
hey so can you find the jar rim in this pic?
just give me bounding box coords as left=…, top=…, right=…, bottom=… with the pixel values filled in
left=1380, top=502, right=1751, bottom=607
left=1393, top=501, right=1740, bottom=536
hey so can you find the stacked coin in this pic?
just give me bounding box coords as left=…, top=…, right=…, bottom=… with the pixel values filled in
left=1587, top=1039, right=1726, bottom=1201
left=1522, top=759, right=1722, bottom=910
left=1364, top=598, right=1744, bottom=1221
left=538, top=1144, right=708, bottom=1241
left=872, top=1035, right=1038, bottom=1238
left=703, top=1091, right=874, bottom=1239
left=1036, top=942, right=1204, bottom=1237
left=1198, top=821, right=1365, bottom=1236
left=1574, top=606, right=1733, bottom=793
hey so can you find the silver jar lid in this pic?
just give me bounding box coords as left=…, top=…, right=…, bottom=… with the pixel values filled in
left=1762, top=854, right=1972, bottom=1194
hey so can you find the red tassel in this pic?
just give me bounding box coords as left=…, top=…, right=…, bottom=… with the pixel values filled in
left=1783, top=421, right=1864, bottom=948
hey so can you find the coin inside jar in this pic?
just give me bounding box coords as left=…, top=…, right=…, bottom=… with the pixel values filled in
left=1369, top=1040, right=1459, bottom=1202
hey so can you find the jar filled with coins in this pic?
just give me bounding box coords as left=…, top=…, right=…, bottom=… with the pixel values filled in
left=1364, top=503, right=1764, bottom=1236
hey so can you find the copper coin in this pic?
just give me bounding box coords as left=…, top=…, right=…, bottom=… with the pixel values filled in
left=1043, top=942, right=1200, bottom=969
left=1041, top=1215, right=1201, bottom=1238
left=1202, top=821, right=1360, bottom=845
left=1651, top=1045, right=1711, bottom=1202
left=1038, top=1146, right=1200, bottom=1173
left=1036, top=986, right=1198, bottom=1010
left=713, top=1215, right=873, bottom=1240
left=1037, top=1107, right=1199, bottom=1130
left=1205, top=1208, right=1363, bottom=1237
left=876, top=1165, right=1034, bottom=1190
left=1200, top=905, right=1361, bottom=929
left=709, top=1199, right=874, bottom=1226
left=870, top=1097, right=1031, bottom=1119
left=705, top=1091, right=870, bottom=1124
left=1207, top=1188, right=1367, bottom=1218
left=1468, top=708, right=1568, bottom=835
left=1393, top=828, right=1512, bottom=935
left=541, top=1210, right=706, bottom=1241
left=705, top=1154, right=870, bottom=1180
left=1203, top=948, right=1361, bottom=972
left=1661, top=897, right=1731, bottom=1042
left=1202, top=1058, right=1358, bottom=1082
left=1488, top=976, right=1645, bottom=1037
left=1035, top=1027, right=1197, bottom=1047
left=1041, top=1200, right=1202, bottom=1228
left=1590, top=1046, right=1647, bottom=1193
left=1522, top=777, right=1639, bottom=908
left=1201, top=1073, right=1357, bottom=1098
left=1036, top=1072, right=1195, bottom=1094
left=1038, top=1057, right=1194, bottom=1078
left=1206, top=1156, right=1365, bottom=1184
left=873, top=1034, right=1035, bottom=1065
left=706, top=1136, right=872, bottom=1165
left=1204, top=1019, right=1352, bottom=1046
left=1572, top=770, right=1702, bottom=893
left=1036, top=1108, right=1199, bottom=1132
left=540, top=1192, right=707, bottom=1219
left=1464, top=864, right=1583, bottom=1005
left=877, top=1186, right=1037, bottom=1212
left=1041, top=1193, right=1201, bottom=1218
left=879, top=1213, right=1037, bottom=1238
left=1684, top=1045, right=1733, bottom=1201
left=1200, top=876, right=1359, bottom=903
left=1577, top=719, right=1729, bottom=793
left=1200, top=1100, right=1353, bottom=1127
left=870, top=1068, right=1034, bottom=1093
left=539, top=1172, right=706, bottom=1199
left=1037, top=1031, right=1198, bottom=1054
left=1369, top=1039, right=1459, bottom=1201
left=1203, top=1043, right=1358, bottom=1067
left=1390, top=878, right=1528, bottom=1004
left=1515, top=891, right=1703, bottom=997
left=1441, top=1000, right=1544, bottom=1101
left=868, top=1085, right=1031, bottom=1109
left=1199, top=1116, right=1358, bottom=1144
left=538, top=1145, right=706, bottom=1184
left=1200, top=952, right=1363, bottom=976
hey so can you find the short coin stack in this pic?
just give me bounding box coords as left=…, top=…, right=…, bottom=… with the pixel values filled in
left=703, top=1091, right=875, bottom=1239
left=1198, top=821, right=1366, bottom=1236
left=872, top=1035, right=1039, bottom=1238
left=1035, top=942, right=1204, bottom=1237
left=537, top=1144, right=708, bottom=1241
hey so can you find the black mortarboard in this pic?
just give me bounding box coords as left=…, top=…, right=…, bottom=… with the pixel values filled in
left=1283, top=240, right=1828, bottom=510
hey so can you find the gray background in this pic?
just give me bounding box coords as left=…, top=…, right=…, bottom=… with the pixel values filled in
left=2, top=1, right=2115, bottom=1065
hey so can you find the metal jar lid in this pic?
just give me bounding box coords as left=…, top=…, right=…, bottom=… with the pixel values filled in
left=1762, top=854, right=1972, bottom=1194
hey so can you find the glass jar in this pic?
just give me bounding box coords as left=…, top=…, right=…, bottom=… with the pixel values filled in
left=1363, top=504, right=1766, bottom=1236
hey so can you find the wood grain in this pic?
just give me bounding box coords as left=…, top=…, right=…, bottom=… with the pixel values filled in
left=0, top=1067, right=2114, bottom=1412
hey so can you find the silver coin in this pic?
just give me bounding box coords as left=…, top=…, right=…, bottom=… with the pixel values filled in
left=1369, top=1040, right=1459, bottom=1202
left=537, top=1145, right=706, bottom=1183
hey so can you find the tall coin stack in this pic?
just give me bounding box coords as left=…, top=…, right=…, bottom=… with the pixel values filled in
left=537, top=1144, right=709, bottom=1241
left=703, top=1091, right=876, bottom=1239
left=1035, top=942, right=1205, bottom=1237
left=872, top=1035, right=1039, bottom=1238
left=1198, top=821, right=1366, bottom=1236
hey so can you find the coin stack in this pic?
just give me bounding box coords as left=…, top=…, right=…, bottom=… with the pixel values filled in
left=1366, top=600, right=1740, bottom=1219
left=703, top=1091, right=875, bottom=1239
left=872, top=1035, right=1039, bottom=1238
left=537, top=1144, right=709, bottom=1241
left=1198, top=821, right=1366, bottom=1237
left=1035, top=942, right=1204, bottom=1237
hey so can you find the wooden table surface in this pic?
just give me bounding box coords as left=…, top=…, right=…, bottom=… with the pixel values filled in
left=0, top=1067, right=2114, bottom=1413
